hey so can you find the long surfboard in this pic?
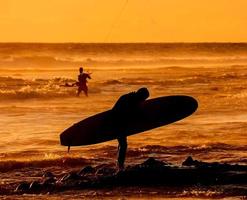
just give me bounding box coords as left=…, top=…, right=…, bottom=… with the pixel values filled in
left=60, top=95, right=198, bottom=146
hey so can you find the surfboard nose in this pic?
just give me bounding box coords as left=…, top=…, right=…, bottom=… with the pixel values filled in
left=184, top=95, right=198, bottom=113
left=159, top=95, right=198, bottom=122
left=177, top=95, right=198, bottom=116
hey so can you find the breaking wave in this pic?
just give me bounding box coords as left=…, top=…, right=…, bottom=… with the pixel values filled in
left=0, top=76, right=78, bottom=100
left=1, top=143, right=246, bottom=172
left=0, top=157, right=90, bottom=172
left=2, top=55, right=247, bottom=68
left=1, top=69, right=247, bottom=100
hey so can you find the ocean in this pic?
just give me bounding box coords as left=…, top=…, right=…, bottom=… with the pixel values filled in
left=0, top=43, right=247, bottom=199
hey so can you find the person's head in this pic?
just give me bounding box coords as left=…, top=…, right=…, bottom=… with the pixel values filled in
left=136, top=87, right=149, bottom=101
left=79, top=67, right=83, bottom=73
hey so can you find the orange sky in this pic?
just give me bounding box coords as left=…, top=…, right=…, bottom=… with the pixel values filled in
left=0, top=0, right=247, bottom=43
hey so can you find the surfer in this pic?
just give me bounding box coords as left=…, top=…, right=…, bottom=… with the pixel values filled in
left=76, top=67, right=91, bottom=97
left=112, top=87, right=150, bottom=171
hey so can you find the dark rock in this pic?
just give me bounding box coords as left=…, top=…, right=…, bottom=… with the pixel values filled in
left=94, top=164, right=108, bottom=170
left=77, top=179, right=91, bottom=187
left=42, top=177, right=56, bottom=186
left=12, top=157, right=247, bottom=195
left=15, top=182, right=30, bottom=192
left=29, top=181, right=42, bottom=191
left=182, top=156, right=247, bottom=171
left=78, top=166, right=95, bottom=176
left=60, top=172, right=82, bottom=182
left=115, top=169, right=126, bottom=176
left=140, top=157, right=167, bottom=168
left=182, top=156, right=194, bottom=166
left=42, top=171, right=55, bottom=178
left=95, top=166, right=116, bottom=176
left=182, top=156, right=200, bottom=166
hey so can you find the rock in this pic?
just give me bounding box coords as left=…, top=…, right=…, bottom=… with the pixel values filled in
left=95, top=166, right=116, bottom=176
left=78, top=166, right=95, bottom=176
left=60, top=172, right=82, bottom=182
left=42, top=171, right=55, bottom=178
left=182, top=156, right=194, bottom=166
left=29, top=181, right=42, bottom=191
left=11, top=157, right=247, bottom=195
left=140, top=157, right=167, bottom=168
left=15, top=182, right=30, bottom=192
left=182, top=156, right=201, bottom=166
left=42, top=177, right=56, bottom=186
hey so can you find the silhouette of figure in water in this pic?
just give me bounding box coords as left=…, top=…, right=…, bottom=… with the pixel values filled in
left=75, top=67, right=91, bottom=96
left=112, top=87, right=150, bottom=171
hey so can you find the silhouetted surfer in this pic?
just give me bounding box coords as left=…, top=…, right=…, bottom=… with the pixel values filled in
left=112, top=87, right=150, bottom=171
left=76, top=67, right=91, bottom=96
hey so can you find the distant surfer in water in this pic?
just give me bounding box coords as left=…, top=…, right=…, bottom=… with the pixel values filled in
left=75, top=67, right=91, bottom=96
left=112, top=87, right=150, bottom=171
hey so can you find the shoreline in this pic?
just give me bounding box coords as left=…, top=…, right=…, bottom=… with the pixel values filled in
left=0, top=156, right=245, bottom=198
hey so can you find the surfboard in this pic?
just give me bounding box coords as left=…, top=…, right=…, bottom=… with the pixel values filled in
left=60, top=95, right=198, bottom=146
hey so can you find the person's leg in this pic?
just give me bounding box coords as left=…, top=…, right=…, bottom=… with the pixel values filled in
left=77, top=88, right=81, bottom=96
left=78, top=86, right=84, bottom=96
left=83, top=85, right=88, bottom=97
left=117, top=136, right=127, bottom=170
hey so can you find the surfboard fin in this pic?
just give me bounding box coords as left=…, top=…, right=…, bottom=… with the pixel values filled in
left=68, top=146, right=70, bottom=153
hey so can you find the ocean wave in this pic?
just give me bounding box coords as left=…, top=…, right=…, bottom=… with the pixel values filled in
left=0, top=157, right=89, bottom=172
left=2, top=55, right=247, bottom=67
left=94, top=143, right=247, bottom=161
left=0, top=76, right=82, bottom=100
left=0, top=76, right=158, bottom=100
left=0, top=76, right=184, bottom=100
left=0, top=143, right=246, bottom=172
left=1, top=70, right=247, bottom=100
left=138, top=143, right=247, bottom=153
left=0, top=87, right=73, bottom=100
left=1, top=42, right=247, bottom=55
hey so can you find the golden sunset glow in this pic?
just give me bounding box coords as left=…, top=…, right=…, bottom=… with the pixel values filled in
left=0, top=0, right=247, bottom=42
left=1, top=0, right=247, bottom=197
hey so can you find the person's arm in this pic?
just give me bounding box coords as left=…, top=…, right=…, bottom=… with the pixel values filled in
left=88, top=74, right=92, bottom=79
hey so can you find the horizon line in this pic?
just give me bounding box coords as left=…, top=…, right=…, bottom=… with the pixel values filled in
left=0, top=42, right=247, bottom=44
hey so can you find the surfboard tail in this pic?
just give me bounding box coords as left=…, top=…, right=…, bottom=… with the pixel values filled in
left=60, top=131, right=70, bottom=146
